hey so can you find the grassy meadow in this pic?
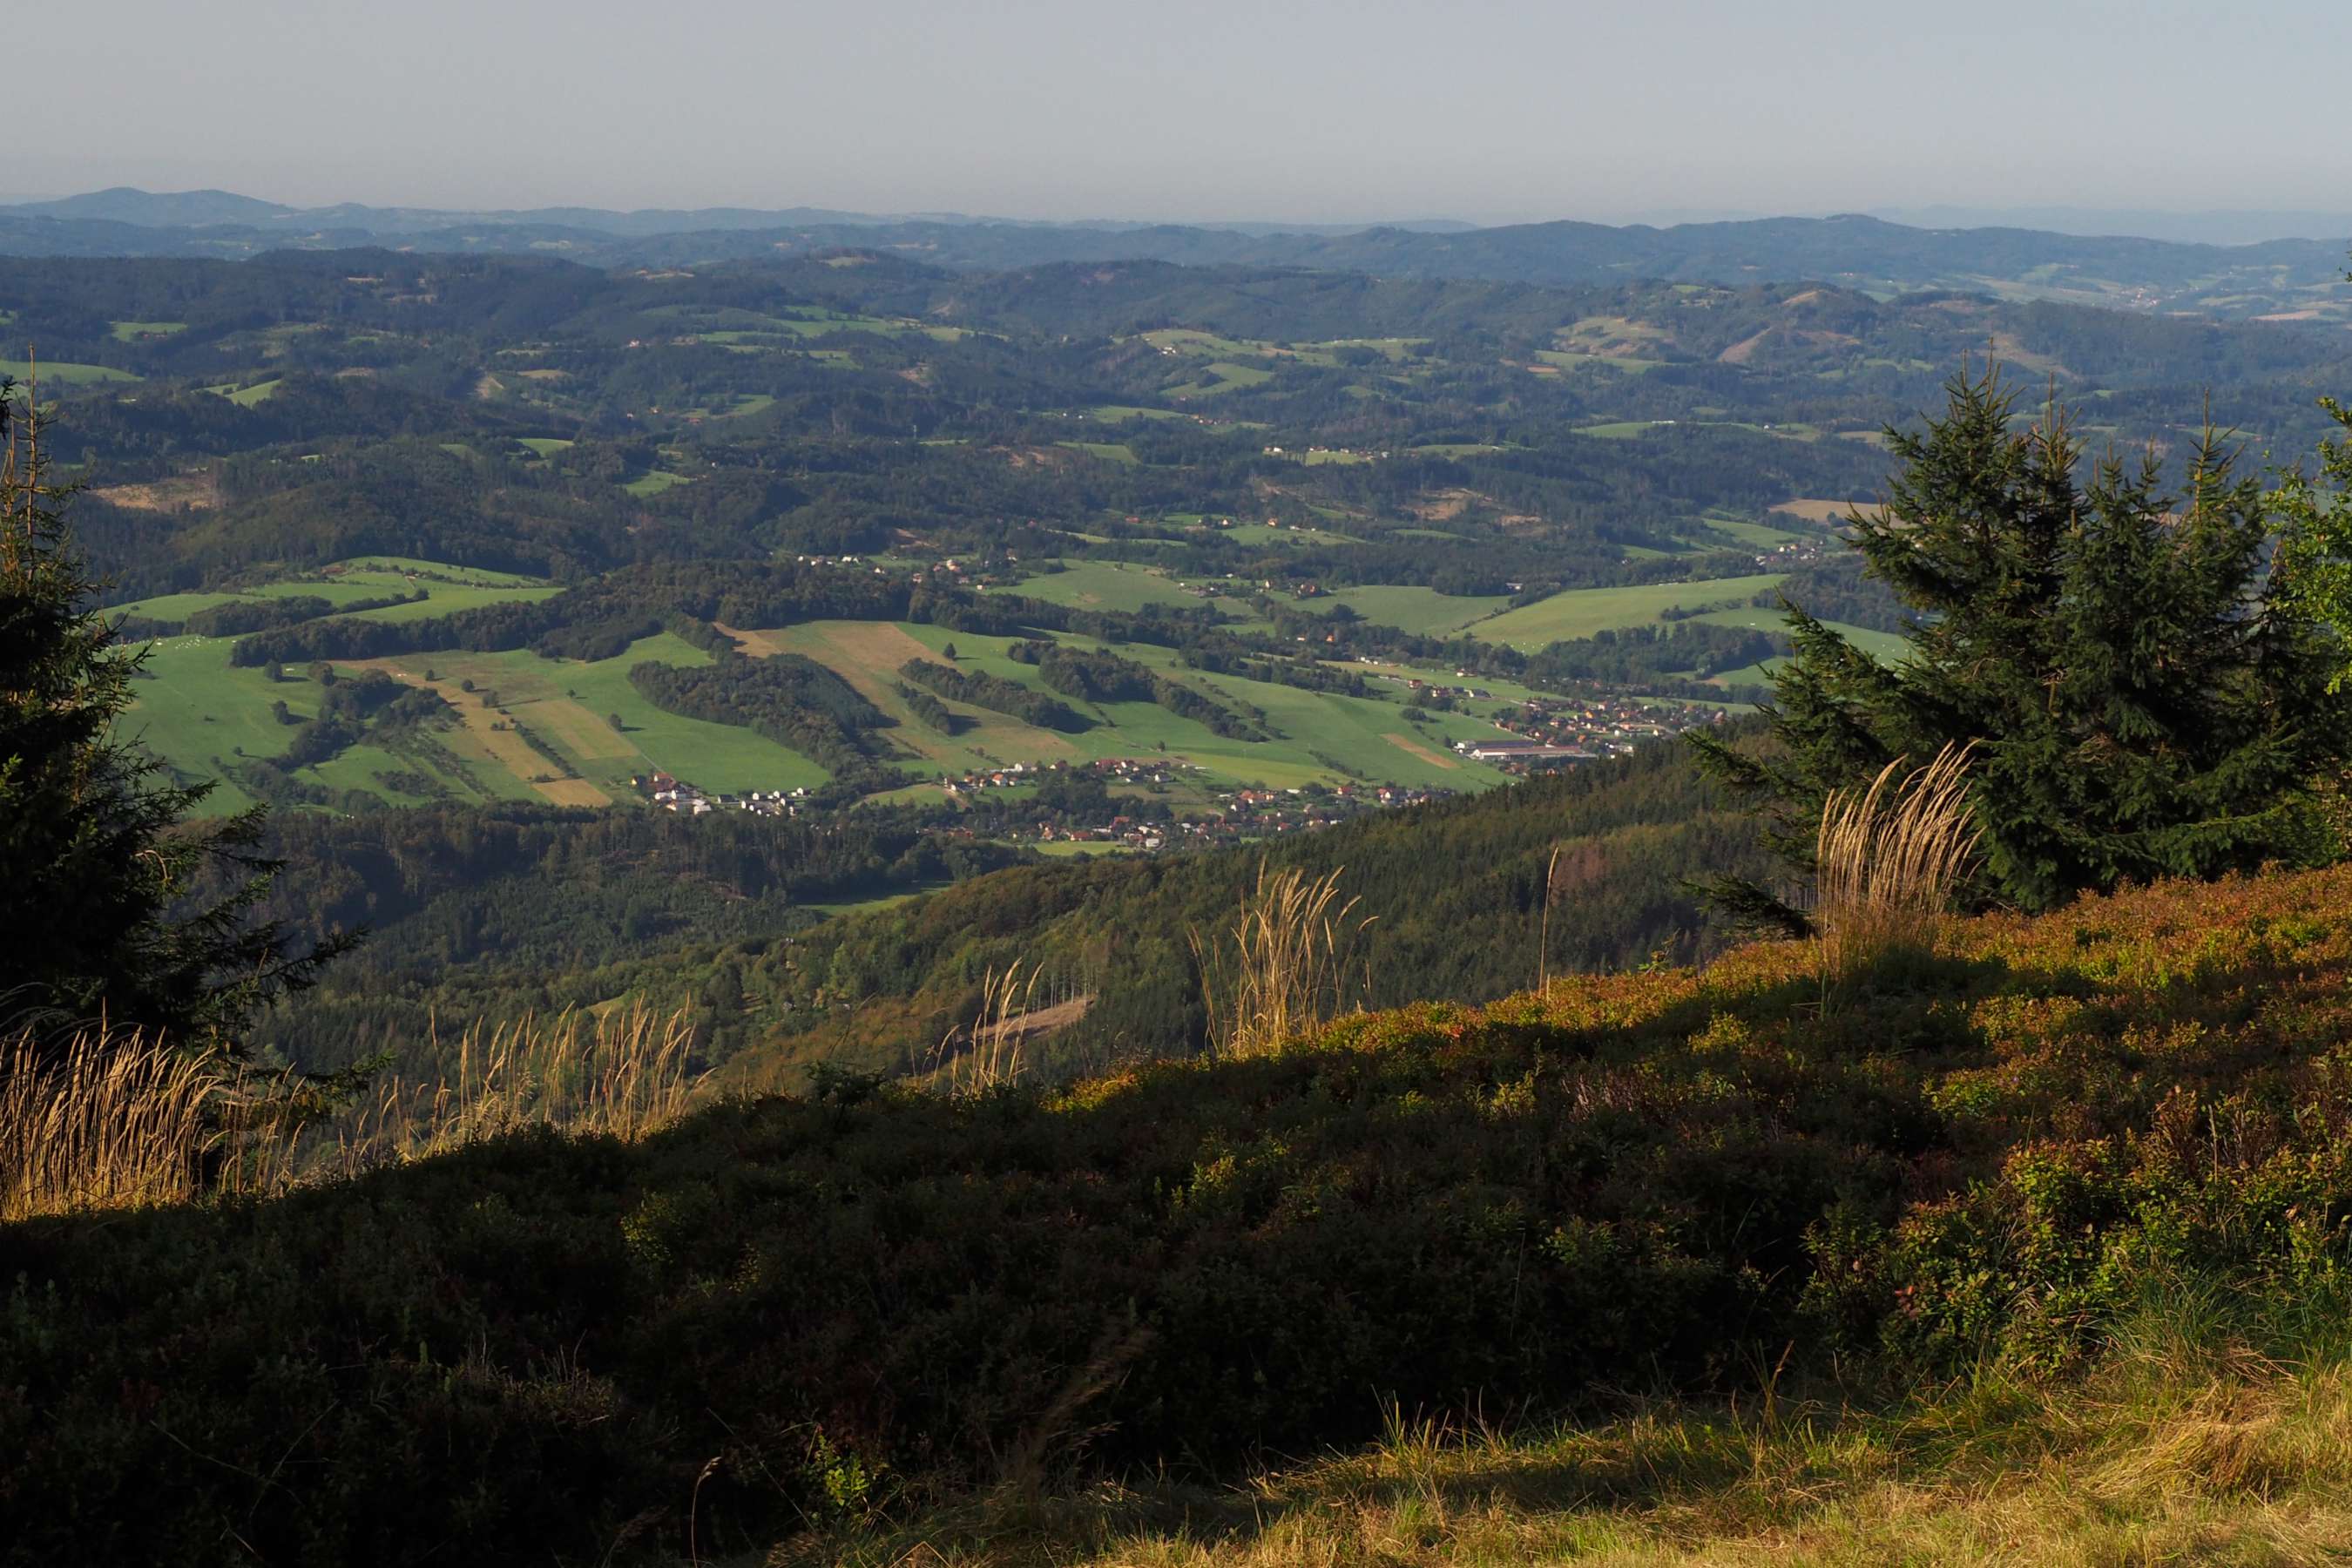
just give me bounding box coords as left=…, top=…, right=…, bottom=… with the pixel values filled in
left=1010, top=560, right=1212, bottom=614
left=747, top=619, right=1510, bottom=793
left=110, top=558, right=564, bottom=626
left=2, top=357, right=140, bottom=384
left=111, top=546, right=1844, bottom=811
left=1469, top=573, right=1788, bottom=649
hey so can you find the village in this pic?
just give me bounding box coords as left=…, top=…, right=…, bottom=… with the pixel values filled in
left=629, top=754, right=1458, bottom=853
left=1461, top=693, right=1730, bottom=767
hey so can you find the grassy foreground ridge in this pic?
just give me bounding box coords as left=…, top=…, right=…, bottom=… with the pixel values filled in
left=13, top=863, right=2352, bottom=1562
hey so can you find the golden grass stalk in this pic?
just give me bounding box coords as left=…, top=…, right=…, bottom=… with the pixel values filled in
left=1, top=1004, right=704, bottom=1222
left=0, top=1030, right=222, bottom=1221
left=925, top=960, right=1046, bottom=1095
left=1538, top=841, right=1565, bottom=994
left=336, top=1002, right=702, bottom=1167
left=1814, top=740, right=1984, bottom=992
left=1190, top=863, right=1374, bottom=1059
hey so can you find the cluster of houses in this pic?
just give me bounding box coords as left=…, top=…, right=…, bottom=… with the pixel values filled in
left=1027, top=777, right=1456, bottom=853
left=934, top=756, right=1213, bottom=798
left=1260, top=445, right=1391, bottom=462
left=634, top=772, right=812, bottom=817
left=1355, top=663, right=1496, bottom=703
left=941, top=759, right=1056, bottom=795
left=1456, top=697, right=1728, bottom=771
left=1745, top=536, right=1834, bottom=569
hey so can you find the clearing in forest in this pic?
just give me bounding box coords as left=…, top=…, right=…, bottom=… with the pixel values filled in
left=748, top=620, right=1081, bottom=770
left=533, top=698, right=637, bottom=761
left=1771, top=497, right=1863, bottom=524
left=1471, top=574, right=1788, bottom=651
left=349, top=661, right=612, bottom=806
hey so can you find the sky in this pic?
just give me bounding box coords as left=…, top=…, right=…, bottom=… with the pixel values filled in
left=26, top=0, right=2352, bottom=226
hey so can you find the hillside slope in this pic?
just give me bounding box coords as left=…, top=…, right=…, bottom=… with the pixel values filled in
left=12, top=864, right=2352, bottom=1562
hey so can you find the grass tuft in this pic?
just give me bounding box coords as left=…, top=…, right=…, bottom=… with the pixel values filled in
left=797, top=1299, right=2352, bottom=1565
left=1190, top=863, right=1373, bottom=1058
left=0, top=1030, right=226, bottom=1221
left=0, top=1004, right=700, bottom=1221
left=1814, top=741, right=1983, bottom=994
left=929, top=960, right=1045, bottom=1093
left=335, top=1002, right=702, bottom=1162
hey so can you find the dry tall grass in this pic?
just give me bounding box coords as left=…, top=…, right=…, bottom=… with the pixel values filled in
left=1, top=1031, right=223, bottom=1221
left=0, top=1004, right=701, bottom=1222
left=928, top=961, right=1044, bottom=1093
left=1813, top=741, right=1983, bottom=992
left=797, top=1306, right=2352, bottom=1567
left=331, top=1003, right=702, bottom=1165
left=1190, top=864, right=1373, bottom=1058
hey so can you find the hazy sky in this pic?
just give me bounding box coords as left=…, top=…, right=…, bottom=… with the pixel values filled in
left=27, top=0, right=2352, bottom=224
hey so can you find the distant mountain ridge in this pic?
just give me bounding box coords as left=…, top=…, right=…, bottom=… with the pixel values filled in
left=1, top=187, right=2346, bottom=316
left=0, top=187, right=1477, bottom=239
left=6, top=186, right=296, bottom=226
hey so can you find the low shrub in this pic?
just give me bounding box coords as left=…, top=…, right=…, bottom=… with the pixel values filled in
left=12, top=866, right=2352, bottom=1562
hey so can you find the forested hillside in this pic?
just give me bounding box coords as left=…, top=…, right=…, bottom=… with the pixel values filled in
left=8, top=194, right=2349, bottom=316
left=238, top=739, right=1768, bottom=1074
left=6, top=236, right=2342, bottom=1078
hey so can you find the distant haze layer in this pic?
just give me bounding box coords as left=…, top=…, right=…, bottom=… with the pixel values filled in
left=24, top=0, right=2352, bottom=223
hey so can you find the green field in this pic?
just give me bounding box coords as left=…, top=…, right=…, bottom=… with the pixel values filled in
left=1169, top=362, right=1274, bottom=395
left=757, top=620, right=1510, bottom=794
left=199, top=378, right=282, bottom=406
left=1140, top=328, right=1264, bottom=358
left=1214, top=522, right=1362, bottom=546
left=1470, top=574, right=1789, bottom=650
left=497, top=633, right=831, bottom=795
left=1304, top=584, right=1511, bottom=637
left=109, top=320, right=187, bottom=341
left=125, top=637, right=537, bottom=815
left=109, top=559, right=559, bottom=626
left=1085, top=404, right=1186, bottom=423
left=1010, top=561, right=1210, bottom=614
left=1686, top=608, right=1912, bottom=683
left=317, top=632, right=829, bottom=804
left=112, top=562, right=747, bottom=811
left=1054, top=441, right=1138, bottom=465
left=2, top=358, right=139, bottom=385
left=1693, top=514, right=1816, bottom=551
left=516, top=437, right=574, bottom=457
left=118, top=551, right=1751, bottom=808
left=621, top=470, right=694, bottom=497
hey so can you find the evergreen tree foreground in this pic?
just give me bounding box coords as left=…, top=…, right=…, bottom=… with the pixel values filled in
left=0, top=377, right=343, bottom=1055
left=1694, top=365, right=2348, bottom=923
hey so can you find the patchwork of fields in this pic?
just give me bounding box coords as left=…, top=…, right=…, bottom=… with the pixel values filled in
left=116, top=549, right=1869, bottom=814
left=749, top=620, right=1513, bottom=794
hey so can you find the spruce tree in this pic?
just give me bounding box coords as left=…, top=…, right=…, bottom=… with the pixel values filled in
left=0, top=380, right=343, bottom=1054
left=1693, top=366, right=2344, bottom=919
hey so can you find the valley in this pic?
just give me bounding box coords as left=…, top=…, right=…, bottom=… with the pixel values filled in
left=1, top=228, right=2328, bottom=1078
left=22, top=0, right=2352, bottom=1544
